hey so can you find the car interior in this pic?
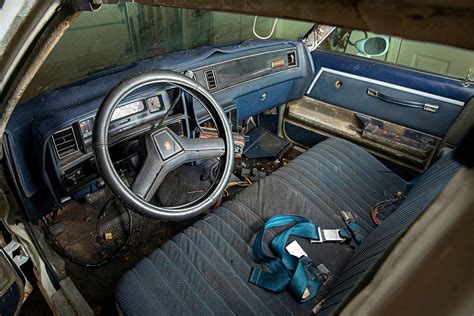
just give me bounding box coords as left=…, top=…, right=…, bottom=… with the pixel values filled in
left=1, top=3, right=473, bottom=315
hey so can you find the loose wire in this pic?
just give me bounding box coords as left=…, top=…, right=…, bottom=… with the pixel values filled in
left=370, top=192, right=403, bottom=225
left=252, top=16, right=278, bottom=40
left=43, top=198, right=133, bottom=269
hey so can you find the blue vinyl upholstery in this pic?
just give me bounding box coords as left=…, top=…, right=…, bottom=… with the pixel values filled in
left=116, top=138, right=460, bottom=315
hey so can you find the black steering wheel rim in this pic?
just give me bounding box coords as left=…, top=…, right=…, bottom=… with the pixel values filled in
left=93, top=70, right=234, bottom=221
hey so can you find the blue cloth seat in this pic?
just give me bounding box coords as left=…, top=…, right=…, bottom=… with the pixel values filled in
left=116, top=137, right=460, bottom=315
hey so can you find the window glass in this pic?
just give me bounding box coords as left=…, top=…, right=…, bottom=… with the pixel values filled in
left=319, top=27, right=474, bottom=80
left=23, top=3, right=313, bottom=101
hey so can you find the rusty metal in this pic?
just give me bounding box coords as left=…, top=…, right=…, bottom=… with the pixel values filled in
left=284, top=97, right=442, bottom=171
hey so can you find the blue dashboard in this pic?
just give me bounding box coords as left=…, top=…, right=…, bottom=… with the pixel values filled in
left=4, top=39, right=314, bottom=222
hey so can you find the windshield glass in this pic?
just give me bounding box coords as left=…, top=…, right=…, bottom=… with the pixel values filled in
left=23, top=3, right=314, bottom=101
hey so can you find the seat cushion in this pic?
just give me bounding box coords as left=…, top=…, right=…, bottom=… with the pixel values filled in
left=319, top=153, right=460, bottom=315
left=116, top=138, right=458, bottom=315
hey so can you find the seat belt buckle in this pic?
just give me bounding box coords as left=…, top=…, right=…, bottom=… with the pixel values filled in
left=310, top=227, right=346, bottom=243
left=303, top=260, right=320, bottom=278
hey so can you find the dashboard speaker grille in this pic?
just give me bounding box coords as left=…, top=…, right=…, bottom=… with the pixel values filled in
left=204, top=69, right=217, bottom=90
left=52, top=127, right=79, bottom=159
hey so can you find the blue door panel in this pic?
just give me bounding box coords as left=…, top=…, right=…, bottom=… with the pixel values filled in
left=308, top=70, right=462, bottom=136
left=307, top=50, right=474, bottom=137
left=310, top=50, right=473, bottom=102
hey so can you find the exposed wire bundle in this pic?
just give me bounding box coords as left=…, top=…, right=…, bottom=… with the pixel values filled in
left=43, top=198, right=132, bottom=269
left=371, top=192, right=403, bottom=225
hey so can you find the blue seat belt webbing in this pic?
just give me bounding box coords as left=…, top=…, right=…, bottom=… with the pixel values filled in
left=249, top=214, right=367, bottom=303
left=249, top=215, right=322, bottom=302
left=339, top=222, right=365, bottom=245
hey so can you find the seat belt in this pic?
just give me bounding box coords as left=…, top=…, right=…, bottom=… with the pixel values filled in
left=339, top=211, right=366, bottom=245
left=249, top=213, right=366, bottom=303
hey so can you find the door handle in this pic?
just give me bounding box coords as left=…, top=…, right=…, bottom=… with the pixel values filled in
left=367, top=88, right=439, bottom=113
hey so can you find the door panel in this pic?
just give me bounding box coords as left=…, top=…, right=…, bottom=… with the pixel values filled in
left=310, top=50, right=473, bottom=102
left=306, top=67, right=462, bottom=137
left=284, top=50, right=474, bottom=171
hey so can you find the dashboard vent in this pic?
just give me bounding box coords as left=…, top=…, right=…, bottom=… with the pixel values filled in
left=52, top=127, right=79, bottom=159
left=204, top=69, right=217, bottom=90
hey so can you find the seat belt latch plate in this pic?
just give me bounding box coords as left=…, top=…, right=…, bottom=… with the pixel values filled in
left=340, top=210, right=355, bottom=223
left=310, top=228, right=346, bottom=243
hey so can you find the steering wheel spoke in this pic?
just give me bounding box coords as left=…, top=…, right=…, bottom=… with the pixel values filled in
left=179, top=135, right=225, bottom=161
left=131, top=127, right=225, bottom=202
left=130, top=152, right=164, bottom=202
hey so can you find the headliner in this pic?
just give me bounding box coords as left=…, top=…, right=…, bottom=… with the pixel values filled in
left=122, top=0, right=474, bottom=49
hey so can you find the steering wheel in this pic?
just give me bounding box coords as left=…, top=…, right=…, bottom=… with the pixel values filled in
left=93, top=71, right=234, bottom=221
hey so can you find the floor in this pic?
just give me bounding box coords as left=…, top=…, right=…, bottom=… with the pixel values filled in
left=47, top=163, right=212, bottom=315
left=65, top=209, right=194, bottom=315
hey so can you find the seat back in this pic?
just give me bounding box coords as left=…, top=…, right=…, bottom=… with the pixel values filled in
left=319, top=154, right=460, bottom=315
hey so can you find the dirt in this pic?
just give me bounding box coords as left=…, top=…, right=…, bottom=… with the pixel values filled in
left=51, top=194, right=195, bottom=315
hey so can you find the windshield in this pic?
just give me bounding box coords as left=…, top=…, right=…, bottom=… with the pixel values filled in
left=23, top=3, right=314, bottom=101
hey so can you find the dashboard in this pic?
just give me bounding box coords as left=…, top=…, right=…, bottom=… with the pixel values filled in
left=52, top=88, right=187, bottom=193
left=4, top=39, right=314, bottom=221
left=73, top=90, right=172, bottom=151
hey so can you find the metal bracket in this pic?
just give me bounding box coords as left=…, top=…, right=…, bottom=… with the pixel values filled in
left=4, top=241, right=29, bottom=267
left=340, top=210, right=355, bottom=223
left=303, top=25, right=337, bottom=52
left=463, top=67, right=472, bottom=88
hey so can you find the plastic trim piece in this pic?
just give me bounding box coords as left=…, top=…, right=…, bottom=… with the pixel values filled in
left=191, top=47, right=299, bottom=93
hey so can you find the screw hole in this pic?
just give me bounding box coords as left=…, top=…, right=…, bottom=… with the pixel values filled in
left=335, top=80, right=343, bottom=88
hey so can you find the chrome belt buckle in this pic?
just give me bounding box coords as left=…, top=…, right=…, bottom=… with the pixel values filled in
left=321, top=229, right=345, bottom=242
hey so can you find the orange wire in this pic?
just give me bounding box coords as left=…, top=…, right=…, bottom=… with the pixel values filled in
left=371, top=207, right=380, bottom=225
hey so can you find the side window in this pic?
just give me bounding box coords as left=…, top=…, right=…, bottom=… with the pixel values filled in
left=319, top=27, right=474, bottom=80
